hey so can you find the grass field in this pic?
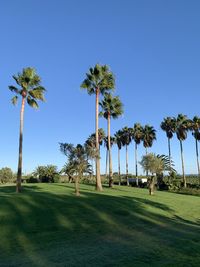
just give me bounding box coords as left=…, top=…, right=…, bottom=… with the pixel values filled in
left=0, top=183, right=199, bottom=267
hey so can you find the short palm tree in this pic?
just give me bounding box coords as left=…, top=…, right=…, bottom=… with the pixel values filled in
left=121, top=127, right=132, bottom=185
left=131, top=123, right=144, bottom=186
left=114, top=129, right=123, bottom=185
left=191, top=116, right=200, bottom=179
left=100, top=93, right=123, bottom=187
left=9, top=67, right=46, bottom=193
left=160, top=117, right=176, bottom=170
left=174, top=114, right=190, bottom=188
left=81, top=64, right=115, bottom=191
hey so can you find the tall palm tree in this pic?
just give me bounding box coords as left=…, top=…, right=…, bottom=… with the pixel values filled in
left=9, top=67, right=46, bottom=193
left=160, top=117, right=176, bottom=170
left=142, top=125, right=156, bottom=155
left=121, top=127, right=132, bottom=186
left=81, top=64, right=115, bottom=191
left=100, top=93, right=123, bottom=187
left=131, top=123, right=144, bottom=186
left=191, top=116, right=200, bottom=180
left=114, top=130, right=123, bottom=185
left=142, top=125, right=156, bottom=177
left=174, top=114, right=190, bottom=188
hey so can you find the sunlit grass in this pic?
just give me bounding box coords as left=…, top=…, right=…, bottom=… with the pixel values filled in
left=0, top=183, right=199, bottom=266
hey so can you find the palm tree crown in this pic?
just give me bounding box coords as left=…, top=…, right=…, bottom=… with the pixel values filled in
left=160, top=117, right=176, bottom=139
left=143, top=125, right=156, bottom=149
left=99, top=93, right=123, bottom=119
left=9, top=67, right=46, bottom=107
left=174, top=114, right=190, bottom=141
left=132, top=123, right=144, bottom=144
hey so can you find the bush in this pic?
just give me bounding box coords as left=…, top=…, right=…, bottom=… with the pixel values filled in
left=0, top=167, right=14, bottom=184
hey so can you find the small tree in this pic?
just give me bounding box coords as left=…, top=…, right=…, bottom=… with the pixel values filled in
left=33, top=165, right=59, bottom=182
left=60, top=143, right=92, bottom=196
left=140, top=153, right=174, bottom=195
left=0, top=167, right=14, bottom=184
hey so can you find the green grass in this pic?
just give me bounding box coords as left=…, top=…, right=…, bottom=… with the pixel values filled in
left=0, top=183, right=199, bottom=267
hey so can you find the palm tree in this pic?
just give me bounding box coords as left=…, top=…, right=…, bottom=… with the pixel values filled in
left=100, top=93, right=123, bottom=187
left=191, top=116, right=200, bottom=180
left=60, top=143, right=92, bottom=196
left=174, top=114, right=190, bottom=188
left=9, top=67, right=46, bottom=193
left=142, top=125, right=156, bottom=177
left=160, top=117, right=176, bottom=170
left=121, top=127, right=132, bottom=186
left=104, top=136, right=116, bottom=186
left=131, top=123, right=144, bottom=186
left=81, top=64, right=115, bottom=191
left=114, top=130, right=123, bottom=185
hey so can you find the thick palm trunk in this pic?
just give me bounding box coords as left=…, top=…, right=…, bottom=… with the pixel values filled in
left=107, top=115, right=113, bottom=187
left=75, top=176, right=80, bottom=196
left=180, top=140, right=186, bottom=188
left=195, top=139, right=200, bottom=181
left=16, top=97, right=25, bottom=193
left=95, top=89, right=102, bottom=191
left=126, top=144, right=129, bottom=186
left=168, top=137, right=172, bottom=171
left=118, top=148, right=121, bottom=185
left=135, top=142, right=138, bottom=186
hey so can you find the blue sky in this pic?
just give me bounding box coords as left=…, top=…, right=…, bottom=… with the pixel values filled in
left=1, top=0, right=200, bottom=175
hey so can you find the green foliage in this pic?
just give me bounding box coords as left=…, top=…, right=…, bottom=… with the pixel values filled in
left=33, top=165, right=59, bottom=183
left=81, top=64, right=115, bottom=95
left=142, top=125, right=156, bottom=148
left=160, top=117, right=176, bottom=139
left=0, top=167, right=14, bottom=184
left=99, top=93, right=123, bottom=119
left=9, top=67, right=46, bottom=108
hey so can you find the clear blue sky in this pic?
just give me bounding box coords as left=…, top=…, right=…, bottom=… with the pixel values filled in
left=1, top=0, right=200, bottom=175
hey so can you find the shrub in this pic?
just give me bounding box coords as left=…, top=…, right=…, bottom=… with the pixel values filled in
left=0, top=167, right=14, bottom=184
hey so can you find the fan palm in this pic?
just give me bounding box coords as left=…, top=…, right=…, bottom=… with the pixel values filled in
left=160, top=117, right=176, bottom=170
left=81, top=64, right=115, bottom=191
left=114, top=130, right=123, bottom=185
left=174, top=114, right=190, bottom=188
left=9, top=67, right=46, bottom=193
left=121, top=127, right=132, bottom=185
left=100, top=93, right=123, bottom=187
left=131, top=123, right=144, bottom=186
left=191, top=116, right=200, bottom=179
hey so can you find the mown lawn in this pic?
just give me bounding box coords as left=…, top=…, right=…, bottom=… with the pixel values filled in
left=0, top=183, right=199, bottom=267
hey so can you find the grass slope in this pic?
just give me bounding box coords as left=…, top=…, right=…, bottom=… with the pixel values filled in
left=0, top=183, right=199, bottom=267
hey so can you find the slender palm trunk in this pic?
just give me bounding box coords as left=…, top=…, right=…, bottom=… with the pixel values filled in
left=168, top=137, right=172, bottom=171
left=118, top=148, right=121, bottom=185
left=16, top=97, right=25, bottom=193
left=126, top=144, right=129, bottom=186
left=180, top=140, right=186, bottom=188
left=195, top=138, right=200, bottom=181
left=107, top=115, right=113, bottom=187
left=145, top=147, right=148, bottom=177
left=105, top=149, right=108, bottom=176
left=135, top=142, right=138, bottom=186
left=95, top=89, right=102, bottom=191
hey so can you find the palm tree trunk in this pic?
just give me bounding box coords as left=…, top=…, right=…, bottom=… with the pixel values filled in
left=118, top=148, right=121, bottom=185
left=126, top=144, right=129, bottom=186
left=180, top=140, right=186, bottom=188
left=107, top=114, right=113, bottom=187
left=145, top=147, right=148, bottom=177
left=75, top=175, right=80, bottom=196
left=105, top=149, right=108, bottom=176
left=168, top=137, right=172, bottom=171
left=195, top=138, right=200, bottom=181
left=95, top=88, right=102, bottom=191
left=135, top=142, right=138, bottom=186
left=16, top=97, right=25, bottom=193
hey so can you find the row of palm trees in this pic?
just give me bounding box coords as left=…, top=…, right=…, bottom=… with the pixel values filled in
left=161, top=114, right=200, bottom=187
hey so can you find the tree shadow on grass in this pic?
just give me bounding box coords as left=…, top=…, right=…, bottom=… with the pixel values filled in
left=0, top=184, right=199, bottom=267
